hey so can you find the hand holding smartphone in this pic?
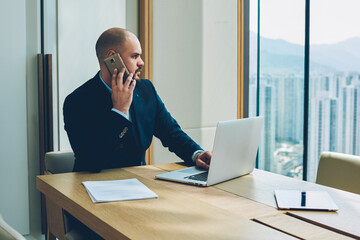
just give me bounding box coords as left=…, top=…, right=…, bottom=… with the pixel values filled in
left=105, top=53, right=136, bottom=114
left=104, top=53, right=131, bottom=83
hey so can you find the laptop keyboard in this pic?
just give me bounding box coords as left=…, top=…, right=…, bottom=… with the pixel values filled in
left=186, top=172, right=208, bottom=182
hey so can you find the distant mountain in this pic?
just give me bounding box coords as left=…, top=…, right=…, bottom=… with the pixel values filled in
left=249, top=32, right=360, bottom=74
left=311, top=38, right=360, bottom=72
left=317, top=37, right=360, bottom=59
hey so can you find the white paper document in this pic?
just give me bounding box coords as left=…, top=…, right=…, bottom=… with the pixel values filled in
left=82, top=178, right=158, bottom=203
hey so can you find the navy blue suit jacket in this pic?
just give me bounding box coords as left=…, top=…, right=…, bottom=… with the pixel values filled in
left=63, top=72, right=202, bottom=172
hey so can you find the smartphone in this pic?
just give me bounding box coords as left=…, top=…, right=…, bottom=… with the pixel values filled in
left=104, top=53, right=130, bottom=82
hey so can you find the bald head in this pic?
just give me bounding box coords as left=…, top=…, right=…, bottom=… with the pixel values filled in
left=95, top=27, right=130, bottom=65
left=96, top=28, right=144, bottom=82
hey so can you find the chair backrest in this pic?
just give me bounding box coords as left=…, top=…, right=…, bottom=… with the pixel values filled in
left=316, top=151, right=360, bottom=194
left=45, top=150, right=75, bottom=174
left=44, top=151, right=76, bottom=240
left=0, top=213, right=26, bottom=240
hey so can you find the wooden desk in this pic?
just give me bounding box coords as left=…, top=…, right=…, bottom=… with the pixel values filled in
left=37, top=164, right=359, bottom=239
left=215, top=168, right=360, bottom=239
left=37, top=167, right=295, bottom=240
left=131, top=164, right=359, bottom=239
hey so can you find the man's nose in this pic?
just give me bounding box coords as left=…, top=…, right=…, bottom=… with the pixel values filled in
left=138, top=57, right=144, bottom=67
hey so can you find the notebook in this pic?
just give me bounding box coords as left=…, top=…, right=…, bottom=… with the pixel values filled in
left=274, top=190, right=339, bottom=211
left=155, top=117, right=264, bottom=187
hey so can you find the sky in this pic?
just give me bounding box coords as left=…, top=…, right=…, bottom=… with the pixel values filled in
left=250, top=0, right=360, bottom=45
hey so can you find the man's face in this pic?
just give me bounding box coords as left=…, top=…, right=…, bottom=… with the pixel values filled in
left=120, top=34, right=144, bottom=81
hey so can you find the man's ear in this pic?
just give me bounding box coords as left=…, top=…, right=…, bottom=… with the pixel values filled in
left=106, top=49, right=116, bottom=57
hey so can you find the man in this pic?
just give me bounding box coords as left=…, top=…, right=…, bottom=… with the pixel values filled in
left=64, top=27, right=211, bottom=172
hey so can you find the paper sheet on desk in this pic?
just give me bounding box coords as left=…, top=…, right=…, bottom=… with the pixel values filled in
left=82, top=178, right=158, bottom=203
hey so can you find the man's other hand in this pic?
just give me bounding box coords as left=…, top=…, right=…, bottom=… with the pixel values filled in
left=195, top=151, right=212, bottom=170
left=111, top=68, right=136, bottom=114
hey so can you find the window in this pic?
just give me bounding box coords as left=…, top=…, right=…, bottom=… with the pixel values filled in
left=249, top=0, right=360, bottom=181
left=249, top=0, right=305, bottom=179
left=308, top=0, right=360, bottom=181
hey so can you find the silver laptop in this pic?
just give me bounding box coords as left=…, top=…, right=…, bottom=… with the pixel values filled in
left=155, top=117, right=264, bottom=187
left=274, top=190, right=339, bottom=211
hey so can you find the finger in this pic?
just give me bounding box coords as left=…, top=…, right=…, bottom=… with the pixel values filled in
left=111, top=68, right=118, bottom=88
left=196, top=159, right=209, bottom=170
left=117, top=67, right=126, bottom=86
left=202, top=158, right=210, bottom=165
left=199, top=151, right=212, bottom=164
left=124, top=73, right=134, bottom=88
left=128, top=78, right=136, bottom=91
left=205, top=151, right=212, bottom=163
left=202, top=151, right=212, bottom=159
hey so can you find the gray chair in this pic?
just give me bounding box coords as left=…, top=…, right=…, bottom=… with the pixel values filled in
left=44, top=150, right=75, bottom=240
left=45, top=150, right=75, bottom=174
left=316, top=151, right=360, bottom=194
left=44, top=151, right=102, bottom=240
left=0, top=213, right=26, bottom=240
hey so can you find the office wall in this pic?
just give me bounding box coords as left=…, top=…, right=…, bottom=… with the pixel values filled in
left=26, top=0, right=42, bottom=238
left=0, top=0, right=30, bottom=235
left=152, top=0, right=238, bottom=163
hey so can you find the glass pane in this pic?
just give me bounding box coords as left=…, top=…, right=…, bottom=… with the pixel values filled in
left=308, top=0, right=360, bottom=181
left=249, top=0, right=305, bottom=179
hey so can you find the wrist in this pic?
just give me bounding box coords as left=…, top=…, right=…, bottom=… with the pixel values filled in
left=192, top=150, right=204, bottom=163
left=113, top=105, right=128, bottom=115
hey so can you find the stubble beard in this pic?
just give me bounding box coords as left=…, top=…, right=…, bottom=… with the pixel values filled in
left=134, top=69, right=142, bottom=81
